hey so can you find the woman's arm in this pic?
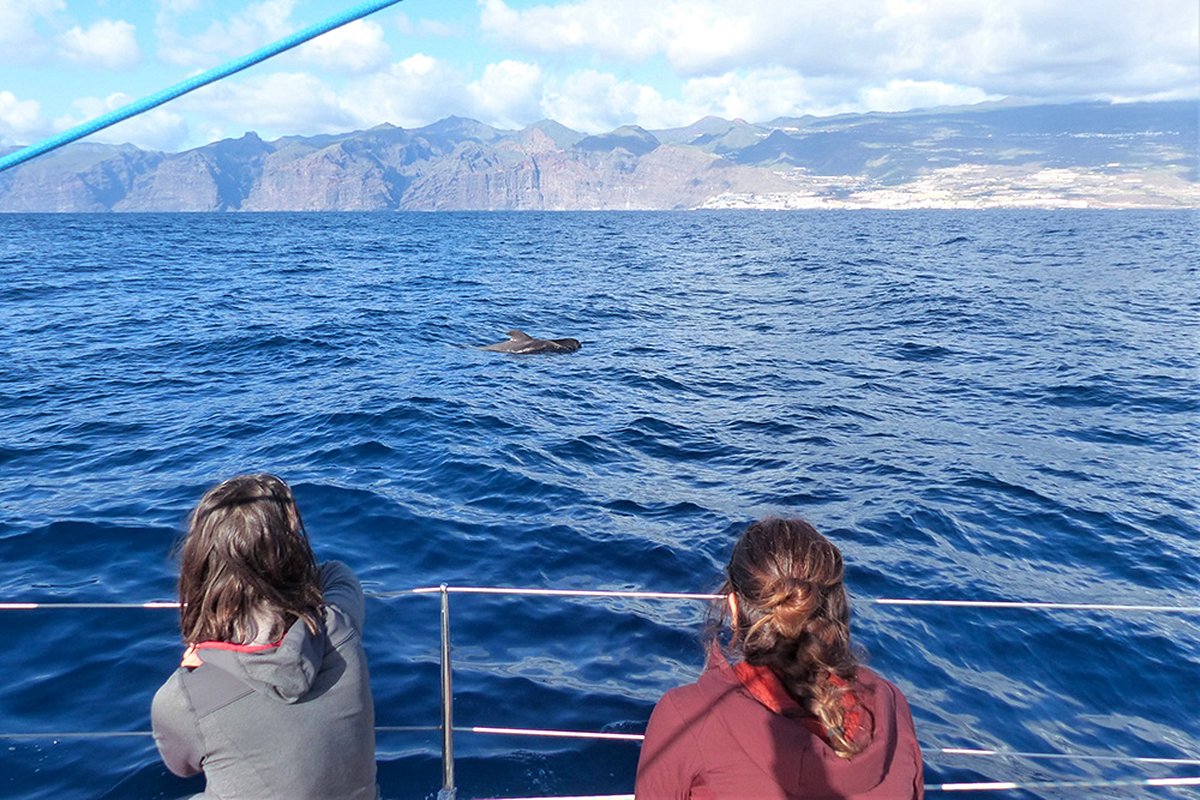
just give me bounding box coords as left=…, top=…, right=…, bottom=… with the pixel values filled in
left=150, top=674, right=204, bottom=777
left=320, top=560, right=366, bottom=632
left=893, top=684, right=925, bottom=800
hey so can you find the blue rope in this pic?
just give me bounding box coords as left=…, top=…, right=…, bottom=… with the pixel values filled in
left=0, top=0, right=406, bottom=174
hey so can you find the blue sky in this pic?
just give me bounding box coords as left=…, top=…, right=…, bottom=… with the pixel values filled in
left=1, top=0, right=1197, bottom=152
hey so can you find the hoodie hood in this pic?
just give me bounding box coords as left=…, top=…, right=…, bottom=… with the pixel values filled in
left=194, top=618, right=324, bottom=703
left=702, top=657, right=913, bottom=798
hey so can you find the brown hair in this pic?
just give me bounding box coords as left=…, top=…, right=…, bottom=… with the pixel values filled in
left=714, top=517, right=870, bottom=757
left=177, top=473, right=323, bottom=645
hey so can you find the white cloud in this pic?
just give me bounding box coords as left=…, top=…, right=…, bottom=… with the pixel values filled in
left=58, top=19, right=141, bottom=70
left=156, top=0, right=201, bottom=15
left=0, top=0, right=66, bottom=61
left=0, top=90, right=43, bottom=145
left=477, top=0, right=876, bottom=74
left=540, top=70, right=679, bottom=132
left=169, top=58, right=515, bottom=141
left=876, top=0, right=1199, bottom=93
left=681, top=69, right=814, bottom=123
left=467, top=60, right=544, bottom=129
left=660, top=4, right=758, bottom=75
left=479, top=0, right=665, bottom=61
left=184, top=71, right=358, bottom=136
left=55, top=93, right=188, bottom=151
left=298, top=19, right=390, bottom=74
left=157, top=0, right=298, bottom=68
left=14, top=0, right=1190, bottom=153
left=480, top=0, right=1200, bottom=106
left=342, top=54, right=471, bottom=129
left=534, top=67, right=987, bottom=133
left=394, top=12, right=462, bottom=38
left=0, top=0, right=64, bottom=28
left=857, top=79, right=998, bottom=113
left=500, top=66, right=1001, bottom=134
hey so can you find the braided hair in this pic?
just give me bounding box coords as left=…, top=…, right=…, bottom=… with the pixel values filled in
left=715, top=517, right=870, bottom=758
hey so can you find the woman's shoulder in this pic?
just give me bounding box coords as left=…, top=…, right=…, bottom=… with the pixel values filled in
left=656, top=659, right=745, bottom=712
left=853, top=665, right=918, bottom=726
left=151, top=669, right=190, bottom=721
left=656, top=673, right=709, bottom=707
left=855, top=666, right=910, bottom=699
left=319, top=560, right=360, bottom=590
left=320, top=561, right=366, bottom=633
left=153, top=667, right=186, bottom=695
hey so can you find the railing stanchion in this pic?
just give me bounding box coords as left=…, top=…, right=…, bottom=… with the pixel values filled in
left=437, top=583, right=457, bottom=800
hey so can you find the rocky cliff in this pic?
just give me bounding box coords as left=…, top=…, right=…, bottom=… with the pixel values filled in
left=1, top=101, right=1196, bottom=211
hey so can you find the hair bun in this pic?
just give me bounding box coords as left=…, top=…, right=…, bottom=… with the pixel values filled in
left=764, top=577, right=820, bottom=638
left=769, top=575, right=817, bottom=606
left=719, top=517, right=868, bottom=757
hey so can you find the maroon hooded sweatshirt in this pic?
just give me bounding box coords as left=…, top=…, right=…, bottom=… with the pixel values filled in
left=635, top=657, right=924, bottom=800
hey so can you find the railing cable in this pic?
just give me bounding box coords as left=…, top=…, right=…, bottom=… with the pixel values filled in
left=3, top=583, right=1196, bottom=797
left=931, top=775, right=1200, bottom=792
left=2, top=727, right=1196, bottom=769
left=0, top=0, right=407, bottom=173
left=3, top=587, right=1197, bottom=613
left=873, top=598, right=1200, bottom=613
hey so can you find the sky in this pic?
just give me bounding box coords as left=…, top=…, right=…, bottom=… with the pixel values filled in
left=1, top=0, right=1197, bottom=152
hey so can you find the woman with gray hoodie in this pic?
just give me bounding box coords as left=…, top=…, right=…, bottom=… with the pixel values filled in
left=152, top=473, right=377, bottom=799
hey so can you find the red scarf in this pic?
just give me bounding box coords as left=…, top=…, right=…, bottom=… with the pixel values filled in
left=731, top=658, right=864, bottom=745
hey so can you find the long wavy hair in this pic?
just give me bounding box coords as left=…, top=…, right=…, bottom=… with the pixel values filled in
left=712, top=517, right=870, bottom=758
left=177, top=474, right=323, bottom=645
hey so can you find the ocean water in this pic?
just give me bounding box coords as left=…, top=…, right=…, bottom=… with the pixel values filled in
left=0, top=210, right=1197, bottom=799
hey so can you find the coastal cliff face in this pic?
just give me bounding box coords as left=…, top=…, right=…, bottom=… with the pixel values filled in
left=398, top=132, right=794, bottom=211
left=1, top=101, right=1196, bottom=211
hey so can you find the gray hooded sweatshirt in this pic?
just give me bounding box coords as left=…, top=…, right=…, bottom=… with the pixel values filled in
left=152, top=561, right=377, bottom=799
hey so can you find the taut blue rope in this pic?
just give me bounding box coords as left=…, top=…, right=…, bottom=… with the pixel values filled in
left=0, top=0, right=406, bottom=174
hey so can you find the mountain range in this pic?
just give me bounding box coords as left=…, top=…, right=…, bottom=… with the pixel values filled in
left=1, top=100, right=1196, bottom=212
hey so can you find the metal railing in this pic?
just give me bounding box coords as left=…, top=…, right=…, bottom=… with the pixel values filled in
left=2, top=586, right=1199, bottom=797
left=392, top=585, right=1200, bottom=799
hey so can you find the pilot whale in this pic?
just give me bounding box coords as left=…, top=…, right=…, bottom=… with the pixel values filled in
left=483, top=329, right=582, bottom=354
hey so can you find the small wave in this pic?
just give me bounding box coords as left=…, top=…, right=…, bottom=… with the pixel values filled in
left=310, top=438, right=398, bottom=462
left=547, top=433, right=624, bottom=465
left=1059, top=426, right=1160, bottom=448
left=892, top=341, right=955, bottom=361
left=614, top=416, right=732, bottom=463
left=1039, top=379, right=1200, bottom=413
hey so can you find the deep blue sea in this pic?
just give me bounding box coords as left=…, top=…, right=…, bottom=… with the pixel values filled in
left=0, top=210, right=1197, bottom=800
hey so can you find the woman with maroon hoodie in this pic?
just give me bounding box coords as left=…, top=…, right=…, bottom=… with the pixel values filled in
left=636, top=518, right=924, bottom=799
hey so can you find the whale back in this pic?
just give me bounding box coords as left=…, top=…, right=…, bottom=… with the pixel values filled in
left=482, top=329, right=581, bottom=354
left=547, top=338, right=581, bottom=353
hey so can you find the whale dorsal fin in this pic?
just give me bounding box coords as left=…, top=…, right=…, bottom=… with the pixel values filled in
left=507, top=329, right=532, bottom=341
